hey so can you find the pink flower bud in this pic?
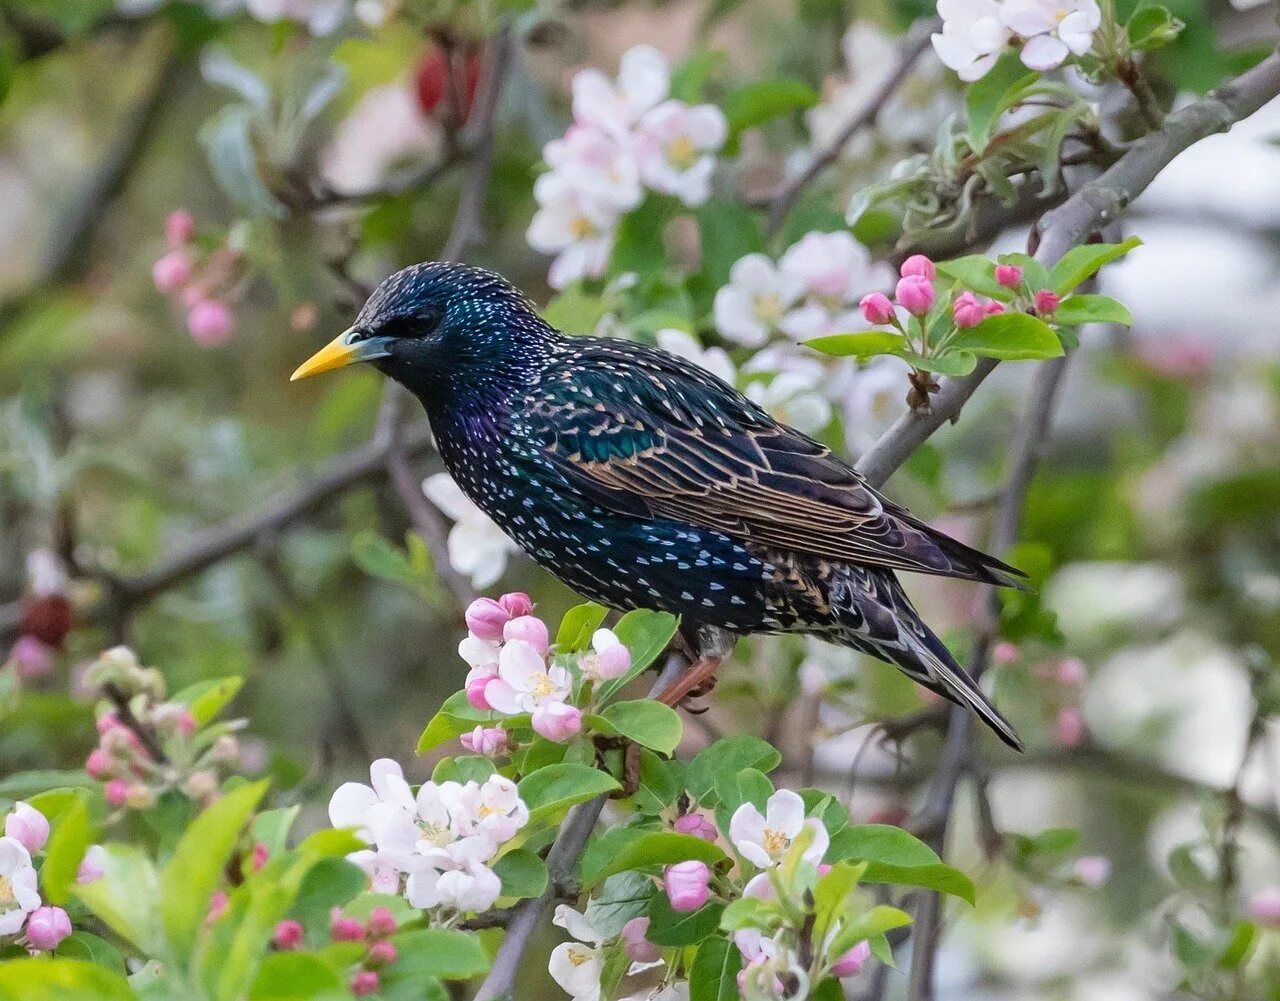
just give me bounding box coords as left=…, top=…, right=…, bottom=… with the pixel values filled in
left=207, top=891, right=229, bottom=926
left=165, top=210, right=196, bottom=248
left=465, top=597, right=511, bottom=643
left=152, top=251, right=194, bottom=294
left=4, top=801, right=49, bottom=853
left=952, top=291, right=987, bottom=328
left=77, top=845, right=105, bottom=884
left=351, top=971, right=380, bottom=997
left=621, top=916, right=661, bottom=964
left=859, top=292, right=895, bottom=326
left=503, top=615, right=549, bottom=655
left=366, top=940, right=397, bottom=967
left=96, top=712, right=121, bottom=736
left=673, top=813, right=718, bottom=842
left=9, top=635, right=53, bottom=678
left=25, top=906, right=72, bottom=951
left=895, top=275, right=935, bottom=316
left=187, top=300, right=234, bottom=347
left=465, top=670, right=495, bottom=711
left=1250, top=887, right=1280, bottom=925
left=252, top=842, right=269, bottom=872
left=1034, top=290, right=1061, bottom=315
left=664, top=860, right=711, bottom=913
left=1073, top=856, right=1110, bottom=887
left=1056, top=658, right=1087, bottom=687
left=995, top=264, right=1023, bottom=288
left=992, top=641, right=1020, bottom=666
left=273, top=919, right=303, bottom=949
left=831, top=939, right=871, bottom=977
left=104, top=779, right=129, bottom=807
left=460, top=725, right=511, bottom=757
left=499, top=592, right=534, bottom=618
left=985, top=301, right=1006, bottom=315
left=330, top=909, right=366, bottom=943
left=1054, top=706, right=1084, bottom=747
left=85, top=748, right=113, bottom=779
left=899, top=254, right=937, bottom=281
left=588, top=629, right=631, bottom=682
left=532, top=701, right=582, bottom=743
left=368, top=906, right=397, bottom=938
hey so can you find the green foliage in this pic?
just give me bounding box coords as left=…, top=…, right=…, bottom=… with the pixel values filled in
left=586, top=700, right=683, bottom=755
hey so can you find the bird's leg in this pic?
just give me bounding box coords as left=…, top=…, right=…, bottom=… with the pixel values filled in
left=656, top=654, right=722, bottom=708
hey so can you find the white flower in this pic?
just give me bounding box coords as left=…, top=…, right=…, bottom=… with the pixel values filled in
left=449, top=775, right=529, bottom=844
left=549, top=905, right=608, bottom=1001
left=713, top=254, right=804, bottom=347
left=839, top=356, right=911, bottom=453
left=25, top=549, right=66, bottom=597
left=322, top=84, right=440, bottom=195
left=459, top=634, right=500, bottom=670
left=729, top=789, right=829, bottom=869
left=422, top=473, right=519, bottom=589
left=1002, top=0, right=1102, bottom=70
left=328, top=758, right=416, bottom=843
left=655, top=329, right=736, bottom=384
left=545, top=125, right=643, bottom=213
left=527, top=172, right=620, bottom=290
left=735, top=930, right=810, bottom=1000
left=406, top=855, right=501, bottom=912
left=572, top=45, right=670, bottom=136
left=777, top=231, right=894, bottom=341
left=348, top=849, right=402, bottom=894
left=746, top=372, right=833, bottom=435
left=0, top=836, right=40, bottom=935
left=634, top=100, right=727, bottom=207
left=484, top=639, right=572, bottom=715
left=245, top=0, right=349, bottom=35
left=932, top=0, right=1013, bottom=81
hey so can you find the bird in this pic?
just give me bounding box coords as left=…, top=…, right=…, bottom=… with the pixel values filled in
left=291, top=262, right=1027, bottom=750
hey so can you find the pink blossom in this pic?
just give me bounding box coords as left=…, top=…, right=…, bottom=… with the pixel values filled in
left=77, top=845, right=106, bottom=884
left=1073, top=856, right=1110, bottom=887
left=985, top=300, right=1006, bottom=315
left=1250, top=886, right=1280, bottom=925
left=1054, top=706, right=1084, bottom=747
left=366, top=940, right=397, bottom=967
left=207, top=891, right=229, bottom=925
left=895, top=275, right=936, bottom=316
left=1056, top=658, right=1087, bottom=687
left=85, top=748, right=112, bottom=780
left=952, top=290, right=987, bottom=328
left=859, top=292, right=895, bottom=326
left=330, top=909, right=365, bottom=942
left=995, top=264, right=1023, bottom=288
left=273, top=919, right=303, bottom=949
left=104, top=779, right=129, bottom=808
left=499, top=592, right=534, bottom=618
left=25, top=906, right=72, bottom=951
left=152, top=252, right=194, bottom=294
left=831, top=939, right=871, bottom=977
left=5, top=803, right=49, bottom=854
left=465, top=664, right=498, bottom=711
left=1135, top=335, right=1213, bottom=379
left=532, top=701, right=582, bottom=743
left=673, top=813, right=719, bottom=842
left=503, top=615, right=549, bottom=655
left=465, top=597, right=512, bottom=643
left=992, top=641, right=1020, bottom=666
left=899, top=254, right=937, bottom=281
left=252, top=842, right=269, bottom=872
left=187, top=300, right=234, bottom=347
left=350, top=971, right=380, bottom=997
left=664, top=860, right=710, bottom=912
left=8, top=635, right=53, bottom=678
left=581, top=628, right=631, bottom=683
left=368, top=906, right=397, bottom=938
left=1034, top=289, right=1061, bottom=315
left=460, top=725, right=511, bottom=757
left=622, top=916, right=661, bottom=963
left=165, top=210, right=196, bottom=248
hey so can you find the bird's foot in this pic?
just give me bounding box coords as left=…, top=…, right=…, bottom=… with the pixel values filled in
left=657, top=655, right=722, bottom=710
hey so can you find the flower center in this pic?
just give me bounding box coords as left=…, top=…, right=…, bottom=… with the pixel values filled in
left=420, top=821, right=451, bottom=846
left=570, top=215, right=595, bottom=240
left=753, top=294, right=783, bottom=325
left=0, top=875, right=14, bottom=908
left=530, top=672, right=557, bottom=700
left=666, top=135, right=697, bottom=170
left=567, top=945, right=594, bottom=967
left=761, top=827, right=790, bottom=858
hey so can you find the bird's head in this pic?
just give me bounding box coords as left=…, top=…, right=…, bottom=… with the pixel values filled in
left=290, top=262, right=555, bottom=403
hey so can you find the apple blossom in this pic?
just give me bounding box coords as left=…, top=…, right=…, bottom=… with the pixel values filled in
left=533, top=701, right=584, bottom=742
left=460, top=725, right=512, bottom=757
left=153, top=251, right=193, bottom=293
left=366, top=940, right=397, bottom=966
left=465, top=597, right=513, bottom=643
left=714, top=254, right=804, bottom=347
left=899, top=254, right=937, bottom=281
left=655, top=329, right=737, bottom=385
left=328, top=758, right=417, bottom=844
left=634, top=100, right=727, bottom=207
left=348, top=849, right=402, bottom=895
left=1054, top=706, right=1084, bottom=746
left=273, top=919, right=304, bottom=949
left=549, top=905, right=608, bottom=1001
left=0, top=837, right=39, bottom=935
left=26, top=905, right=72, bottom=951
left=831, top=939, right=872, bottom=977
left=435, top=859, right=502, bottom=912
left=450, top=775, right=529, bottom=843
left=485, top=639, right=572, bottom=715
left=673, top=812, right=719, bottom=842
left=952, top=290, right=987, bottom=328
left=745, top=371, right=834, bottom=436
left=860, top=292, right=896, bottom=326
left=621, top=916, right=661, bottom=964
left=664, top=860, right=711, bottom=912
left=841, top=356, right=913, bottom=454
left=187, top=299, right=234, bottom=346
left=423, top=473, right=520, bottom=588
left=544, top=125, right=643, bottom=213
left=895, top=274, right=936, bottom=315
left=1073, top=855, right=1111, bottom=887
left=932, top=0, right=1012, bottom=81
left=581, top=628, right=631, bottom=683
left=985, top=300, right=1006, bottom=315
left=330, top=909, right=365, bottom=942
left=1034, top=289, right=1062, bottom=314
left=165, top=209, right=196, bottom=248
left=1003, top=0, right=1102, bottom=71
left=1250, top=886, right=1280, bottom=925
left=105, top=780, right=129, bottom=808
left=465, top=666, right=498, bottom=711
left=4, top=802, right=49, bottom=854
left=368, top=906, right=397, bottom=937
left=730, top=789, right=829, bottom=869
left=735, top=930, right=806, bottom=999
left=1056, top=657, right=1087, bottom=686
left=572, top=45, right=670, bottom=136
left=996, top=263, right=1024, bottom=288
left=526, top=173, right=619, bottom=290
left=776, top=231, right=894, bottom=339
left=504, top=614, right=550, bottom=656
left=992, top=640, right=1021, bottom=665
left=77, top=844, right=106, bottom=884
left=350, top=970, right=379, bottom=997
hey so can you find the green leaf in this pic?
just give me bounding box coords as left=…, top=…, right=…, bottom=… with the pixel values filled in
left=686, top=736, right=782, bottom=803
left=965, top=54, right=1037, bottom=151
left=0, top=770, right=95, bottom=799
left=251, top=806, right=301, bottom=859
left=41, top=793, right=94, bottom=905
left=74, top=845, right=165, bottom=957
left=645, top=895, right=725, bottom=947
left=161, top=779, right=269, bottom=956
left=493, top=848, right=549, bottom=899
left=296, top=828, right=366, bottom=858
left=172, top=677, right=244, bottom=725
left=899, top=349, right=979, bottom=375
left=690, top=934, right=743, bottom=1001
left=54, top=932, right=125, bottom=974
left=518, top=763, right=620, bottom=828
left=722, top=79, right=818, bottom=151
left=1049, top=237, right=1142, bottom=293
left=826, top=825, right=977, bottom=904
left=542, top=284, right=617, bottom=334
left=287, top=858, right=368, bottom=933
left=630, top=749, right=682, bottom=815
left=1127, top=4, right=1184, bottom=49
left=696, top=199, right=765, bottom=292
left=1051, top=294, right=1133, bottom=326
left=583, top=830, right=729, bottom=889
left=713, top=768, right=773, bottom=817
left=589, top=701, right=683, bottom=755
left=249, top=952, right=342, bottom=1000
left=199, top=106, right=286, bottom=219
left=584, top=871, right=654, bottom=937
left=0, top=959, right=135, bottom=1001
left=556, top=602, right=609, bottom=652
left=936, top=256, right=1010, bottom=300
left=595, top=610, right=681, bottom=703
left=389, top=929, right=490, bottom=979
left=417, top=690, right=496, bottom=754
left=804, top=331, right=909, bottom=360
left=611, top=196, right=676, bottom=277
left=860, top=862, right=975, bottom=904
left=671, top=49, right=728, bottom=102
left=432, top=755, right=497, bottom=785
left=948, top=313, right=1064, bottom=361
left=827, top=905, right=912, bottom=957
left=1218, top=920, right=1256, bottom=970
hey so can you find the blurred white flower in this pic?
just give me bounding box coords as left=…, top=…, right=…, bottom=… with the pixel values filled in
left=655, top=329, right=737, bottom=384
left=932, top=0, right=1012, bottom=81
left=572, top=46, right=671, bottom=136
left=729, top=789, right=829, bottom=869
left=484, top=639, right=572, bottom=714
left=1046, top=562, right=1185, bottom=644
left=544, top=126, right=643, bottom=213
left=746, top=372, right=833, bottom=435
left=549, top=905, right=608, bottom=1001
left=433, top=859, right=502, bottom=912
left=527, top=172, right=620, bottom=289
left=422, top=473, right=519, bottom=589
left=0, top=836, right=40, bottom=935
left=838, top=357, right=911, bottom=454
left=777, top=231, right=892, bottom=340
left=1002, top=0, right=1102, bottom=70
left=245, top=0, right=349, bottom=35
left=634, top=100, right=727, bottom=207
left=25, top=549, right=66, bottom=597
left=321, top=84, right=440, bottom=195
left=714, top=254, right=804, bottom=347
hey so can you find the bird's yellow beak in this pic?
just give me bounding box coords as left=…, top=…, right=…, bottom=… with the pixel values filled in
left=290, top=328, right=390, bottom=382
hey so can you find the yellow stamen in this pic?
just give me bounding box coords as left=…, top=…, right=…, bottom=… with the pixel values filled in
left=761, top=828, right=790, bottom=857
left=666, top=135, right=697, bottom=170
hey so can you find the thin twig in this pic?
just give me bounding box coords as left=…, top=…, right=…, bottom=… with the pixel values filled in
left=102, top=682, right=168, bottom=765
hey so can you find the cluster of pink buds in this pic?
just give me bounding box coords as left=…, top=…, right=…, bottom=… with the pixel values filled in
left=1019, top=652, right=1089, bottom=747
left=82, top=646, right=242, bottom=809
left=152, top=210, right=244, bottom=347
left=274, top=906, right=401, bottom=996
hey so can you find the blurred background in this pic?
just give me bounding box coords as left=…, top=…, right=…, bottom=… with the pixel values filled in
left=2, top=0, right=1280, bottom=997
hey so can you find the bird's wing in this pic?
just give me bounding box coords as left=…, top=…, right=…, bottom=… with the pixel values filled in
left=531, top=340, right=1023, bottom=585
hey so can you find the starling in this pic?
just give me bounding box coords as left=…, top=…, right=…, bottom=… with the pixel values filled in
left=292, top=263, right=1026, bottom=750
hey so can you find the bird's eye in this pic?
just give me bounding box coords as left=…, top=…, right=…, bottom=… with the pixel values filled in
left=345, top=329, right=370, bottom=344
